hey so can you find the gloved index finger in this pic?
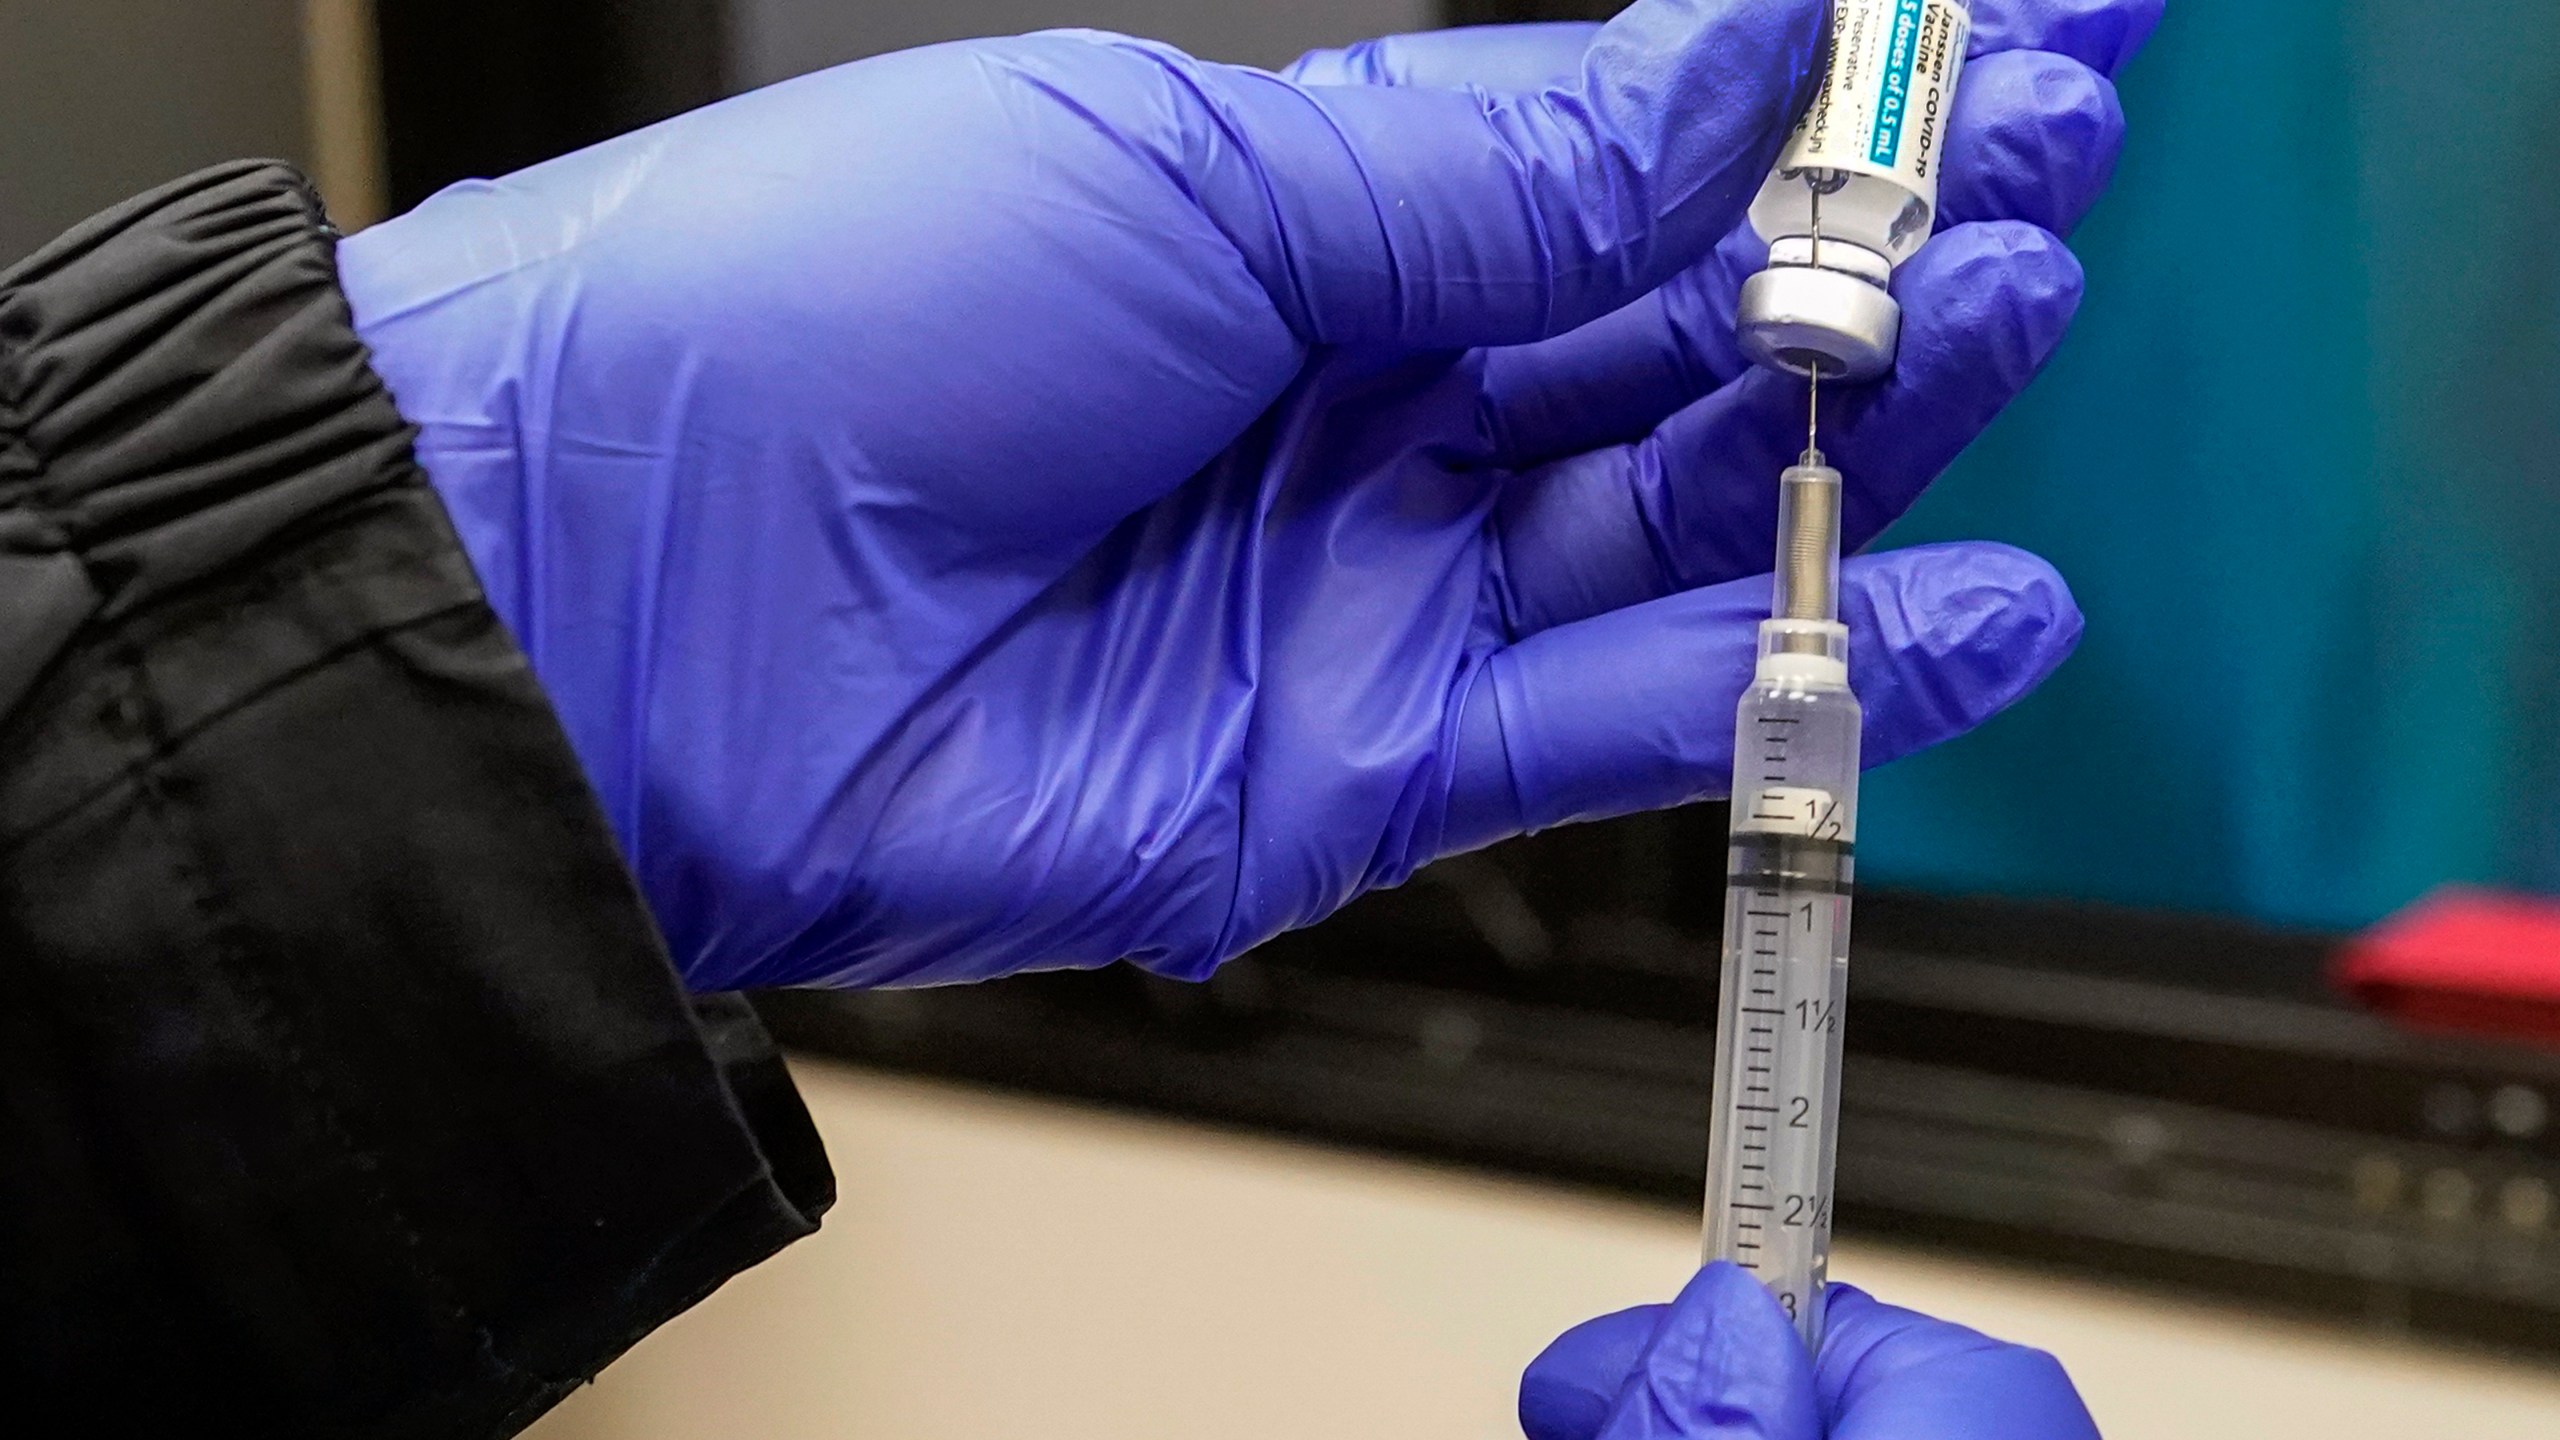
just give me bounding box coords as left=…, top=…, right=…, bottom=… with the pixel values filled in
left=1519, top=1264, right=1824, bottom=1440
left=1188, top=0, right=1826, bottom=347
left=1816, top=1285, right=2103, bottom=1440
left=1519, top=1303, right=1664, bottom=1440
left=1281, top=22, right=1601, bottom=90
left=1290, top=2, right=2165, bottom=91
left=1596, top=1264, right=1820, bottom=1440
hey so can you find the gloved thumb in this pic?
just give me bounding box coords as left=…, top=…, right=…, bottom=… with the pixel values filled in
left=1441, top=542, right=2084, bottom=860
left=1165, top=0, right=1826, bottom=348
left=1520, top=1262, right=1822, bottom=1440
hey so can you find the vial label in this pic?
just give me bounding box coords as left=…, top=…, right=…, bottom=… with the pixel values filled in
left=1780, top=0, right=1972, bottom=206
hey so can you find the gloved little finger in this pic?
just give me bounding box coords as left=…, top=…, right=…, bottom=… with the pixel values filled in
left=1818, top=1286, right=2101, bottom=1440
left=1282, top=21, right=1601, bottom=88
left=1938, top=50, right=2125, bottom=237
left=1440, top=542, right=2083, bottom=860
left=1519, top=1263, right=1821, bottom=1440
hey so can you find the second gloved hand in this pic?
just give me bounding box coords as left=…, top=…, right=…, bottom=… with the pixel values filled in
left=339, top=0, right=2159, bottom=989
left=1519, top=1263, right=2101, bottom=1440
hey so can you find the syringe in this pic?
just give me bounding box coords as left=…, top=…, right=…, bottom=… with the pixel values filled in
left=1699, top=337, right=1859, bottom=1349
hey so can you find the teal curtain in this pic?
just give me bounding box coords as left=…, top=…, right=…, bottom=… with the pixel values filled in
left=1860, top=2, right=2560, bottom=928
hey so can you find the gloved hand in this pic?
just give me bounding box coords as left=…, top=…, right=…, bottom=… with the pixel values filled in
left=338, top=0, right=2160, bottom=990
left=1520, top=1264, right=2101, bottom=1440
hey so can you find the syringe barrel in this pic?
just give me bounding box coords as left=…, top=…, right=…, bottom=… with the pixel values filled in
left=1703, top=658, right=1861, bottom=1349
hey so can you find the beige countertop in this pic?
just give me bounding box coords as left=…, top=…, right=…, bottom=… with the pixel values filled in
left=532, top=1061, right=2560, bottom=1439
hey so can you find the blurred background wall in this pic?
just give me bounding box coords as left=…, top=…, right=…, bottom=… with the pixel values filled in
left=4, top=1, right=300, bottom=257
left=0, top=0, right=384, bottom=257
left=359, top=0, right=1425, bottom=214
left=371, top=1, right=723, bottom=213
left=1860, top=1, right=2560, bottom=932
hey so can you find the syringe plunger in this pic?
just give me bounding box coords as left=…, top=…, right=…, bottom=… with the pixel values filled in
left=1781, top=456, right=1843, bottom=676
left=1773, top=459, right=1844, bottom=631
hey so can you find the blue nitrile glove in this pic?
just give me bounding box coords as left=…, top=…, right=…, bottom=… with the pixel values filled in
left=337, top=0, right=2158, bottom=990
left=1520, top=1264, right=2101, bottom=1440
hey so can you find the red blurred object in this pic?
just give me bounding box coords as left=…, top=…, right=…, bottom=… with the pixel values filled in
left=2336, top=888, right=2560, bottom=1049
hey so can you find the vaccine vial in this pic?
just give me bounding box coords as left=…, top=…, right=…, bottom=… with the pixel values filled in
left=1736, top=0, right=1973, bottom=382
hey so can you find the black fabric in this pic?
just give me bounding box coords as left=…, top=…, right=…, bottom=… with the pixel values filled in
left=0, top=163, right=832, bottom=1438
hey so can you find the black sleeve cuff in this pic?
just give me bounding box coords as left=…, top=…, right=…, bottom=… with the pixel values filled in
left=0, top=162, right=833, bottom=1438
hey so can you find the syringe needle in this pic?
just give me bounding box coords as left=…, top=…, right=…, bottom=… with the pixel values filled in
left=1807, top=368, right=1820, bottom=465
left=1804, top=177, right=1826, bottom=466
left=1808, top=172, right=1823, bottom=272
